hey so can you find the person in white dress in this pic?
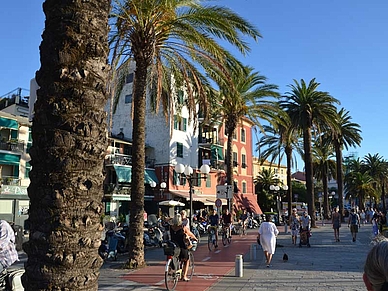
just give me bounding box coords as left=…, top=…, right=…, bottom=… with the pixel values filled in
left=257, top=215, right=279, bottom=267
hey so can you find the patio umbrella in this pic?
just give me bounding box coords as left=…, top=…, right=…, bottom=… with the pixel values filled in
left=158, top=200, right=185, bottom=207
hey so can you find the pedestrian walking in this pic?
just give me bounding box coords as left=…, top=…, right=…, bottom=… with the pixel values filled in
left=332, top=207, right=341, bottom=242
left=257, top=215, right=279, bottom=267
left=290, top=208, right=300, bottom=245
left=363, top=237, right=388, bottom=291
left=348, top=208, right=360, bottom=242
left=0, top=220, right=19, bottom=274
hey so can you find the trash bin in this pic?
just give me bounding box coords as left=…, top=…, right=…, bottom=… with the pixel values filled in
left=12, top=225, right=24, bottom=251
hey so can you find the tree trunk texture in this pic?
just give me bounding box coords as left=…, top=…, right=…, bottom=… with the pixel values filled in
left=23, top=1, right=110, bottom=290
left=335, top=143, right=345, bottom=222
left=226, top=121, right=236, bottom=216
left=303, top=126, right=316, bottom=227
left=285, top=146, right=292, bottom=227
left=322, top=169, right=329, bottom=219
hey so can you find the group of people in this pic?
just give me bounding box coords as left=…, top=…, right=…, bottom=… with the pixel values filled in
left=289, top=209, right=311, bottom=245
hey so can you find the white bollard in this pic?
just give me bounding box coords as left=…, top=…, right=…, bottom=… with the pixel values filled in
left=284, top=224, right=288, bottom=233
left=235, top=254, right=243, bottom=277
left=250, top=244, right=257, bottom=260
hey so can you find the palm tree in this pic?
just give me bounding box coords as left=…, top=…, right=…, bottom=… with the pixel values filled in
left=345, top=171, right=375, bottom=210
left=23, top=1, right=111, bottom=290
left=362, top=153, right=388, bottom=212
left=280, top=78, right=340, bottom=227
left=257, top=112, right=301, bottom=222
left=254, top=168, right=279, bottom=211
left=326, top=108, right=362, bottom=221
left=312, top=141, right=336, bottom=219
left=216, top=66, right=279, bottom=213
left=109, top=0, right=261, bottom=268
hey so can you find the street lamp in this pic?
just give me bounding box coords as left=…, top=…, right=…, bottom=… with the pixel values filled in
left=160, top=181, right=167, bottom=197
left=269, top=185, right=280, bottom=224
left=175, top=163, right=210, bottom=228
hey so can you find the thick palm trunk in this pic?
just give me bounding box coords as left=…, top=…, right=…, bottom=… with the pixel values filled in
left=226, top=126, right=234, bottom=215
left=126, top=58, right=148, bottom=268
left=23, top=1, right=110, bottom=290
left=322, top=169, right=329, bottom=219
left=285, top=146, right=292, bottom=227
left=334, top=144, right=345, bottom=222
left=303, top=126, right=316, bottom=227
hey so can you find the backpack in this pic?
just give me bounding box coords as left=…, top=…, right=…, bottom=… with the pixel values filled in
left=350, top=213, right=358, bottom=225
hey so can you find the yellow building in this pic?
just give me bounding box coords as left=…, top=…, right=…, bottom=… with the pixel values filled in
left=252, top=157, right=287, bottom=186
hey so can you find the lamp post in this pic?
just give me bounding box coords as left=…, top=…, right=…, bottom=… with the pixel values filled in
left=175, top=163, right=210, bottom=228
left=160, top=181, right=167, bottom=197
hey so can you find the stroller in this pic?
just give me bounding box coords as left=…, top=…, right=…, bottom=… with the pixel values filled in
left=299, top=227, right=311, bottom=247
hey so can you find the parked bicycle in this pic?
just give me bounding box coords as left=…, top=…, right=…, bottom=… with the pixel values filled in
left=163, top=240, right=197, bottom=291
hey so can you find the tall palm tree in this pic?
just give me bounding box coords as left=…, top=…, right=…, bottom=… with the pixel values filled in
left=216, top=66, right=279, bottom=213
left=325, top=108, right=362, bottom=221
left=109, top=0, right=261, bottom=268
left=23, top=1, right=111, bottom=290
left=257, top=112, right=301, bottom=222
left=280, top=78, right=340, bottom=227
left=312, top=141, right=336, bottom=219
left=362, top=153, right=388, bottom=212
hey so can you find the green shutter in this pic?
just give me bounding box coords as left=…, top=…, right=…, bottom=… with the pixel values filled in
left=174, top=116, right=178, bottom=130
left=183, top=118, right=187, bottom=132
left=10, top=130, right=18, bottom=139
left=206, top=177, right=211, bottom=187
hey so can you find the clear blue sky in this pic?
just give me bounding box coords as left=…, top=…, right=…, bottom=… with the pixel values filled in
left=1, top=1, right=388, bottom=171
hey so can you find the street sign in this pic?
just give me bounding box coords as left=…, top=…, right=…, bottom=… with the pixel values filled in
left=216, top=185, right=233, bottom=199
left=215, top=198, right=222, bottom=208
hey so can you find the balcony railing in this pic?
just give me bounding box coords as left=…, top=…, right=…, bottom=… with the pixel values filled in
left=0, top=141, right=24, bottom=153
left=104, top=153, right=155, bottom=168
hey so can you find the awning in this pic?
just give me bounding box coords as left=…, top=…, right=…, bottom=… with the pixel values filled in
left=0, top=153, right=20, bottom=166
left=234, top=193, right=262, bottom=215
left=0, top=117, right=18, bottom=130
left=211, top=145, right=224, bottom=160
left=113, top=165, right=159, bottom=184
left=169, top=190, right=227, bottom=206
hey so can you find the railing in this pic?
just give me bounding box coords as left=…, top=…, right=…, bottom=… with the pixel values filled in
left=2, top=176, right=21, bottom=186
left=0, top=141, right=24, bottom=153
left=104, top=153, right=155, bottom=168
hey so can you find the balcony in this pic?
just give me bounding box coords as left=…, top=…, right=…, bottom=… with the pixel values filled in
left=105, top=153, right=132, bottom=166
left=0, top=140, right=24, bottom=153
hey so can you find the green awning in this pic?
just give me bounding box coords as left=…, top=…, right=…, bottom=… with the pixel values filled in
left=0, top=153, right=20, bottom=166
left=211, top=145, right=224, bottom=161
left=0, top=117, right=18, bottom=130
left=113, top=165, right=159, bottom=184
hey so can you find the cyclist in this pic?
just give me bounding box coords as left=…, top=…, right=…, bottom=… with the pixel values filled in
left=239, top=209, right=248, bottom=234
left=169, top=214, right=198, bottom=282
left=221, top=209, right=232, bottom=238
left=208, top=209, right=219, bottom=248
left=0, top=220, right=18, bottom=276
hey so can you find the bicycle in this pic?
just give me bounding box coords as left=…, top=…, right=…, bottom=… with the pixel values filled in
left=163, top=240, right=197, bottom=291
left=207, top=226, right=218, bottom=251
left=221, top=224, right=232, bottom=246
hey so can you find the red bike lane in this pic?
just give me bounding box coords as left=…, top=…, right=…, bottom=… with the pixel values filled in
left=121, top=231, right=257, bottom=291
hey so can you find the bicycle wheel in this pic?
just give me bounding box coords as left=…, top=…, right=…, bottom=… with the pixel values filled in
left=165, top=258, right=178, bottom=291
left=208, top=232, right=215, bottom=251
left=227, top=229, right=232, bottom=244
left=222, top=230, right=227, bottom=246
left=188, top=252, right=195, bottom=280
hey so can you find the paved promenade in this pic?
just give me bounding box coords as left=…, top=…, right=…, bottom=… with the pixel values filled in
left=208, top=221, right=373, bottom=291
left=98, top=220, right=375, bottom=291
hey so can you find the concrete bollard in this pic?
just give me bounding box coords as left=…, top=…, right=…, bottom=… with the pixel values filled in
left=284, top=224, right=288, bottom=233
left=235, top=254, right=243, bottom=277
left=249, top=244, right=257, bottom=261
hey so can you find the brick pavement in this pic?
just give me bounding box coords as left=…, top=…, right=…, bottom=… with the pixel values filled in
left=98, top=220, right=376, bottom=290
left=207, top=221, right=374, bottom=291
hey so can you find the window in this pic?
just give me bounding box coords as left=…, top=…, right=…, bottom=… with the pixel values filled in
left=25, top=162, right=31, bottom=178
left=126, top=73, right=134, bottom=83
left=124, top=94, right=132, bottom=104
left=241, top=129, right=246, bottom=142
left=242, top=182, right=247, bottom=193
left=241, top=154, right=247, bottom=168
left=173, top=116, right=187, bottom=131
left=232, top=130, right=237, bottom=140
left=233, top=152, right=238, bottom=167
left=206, top=177, right=211, bottom=187
left=177, top=142, right=183, bottom=158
